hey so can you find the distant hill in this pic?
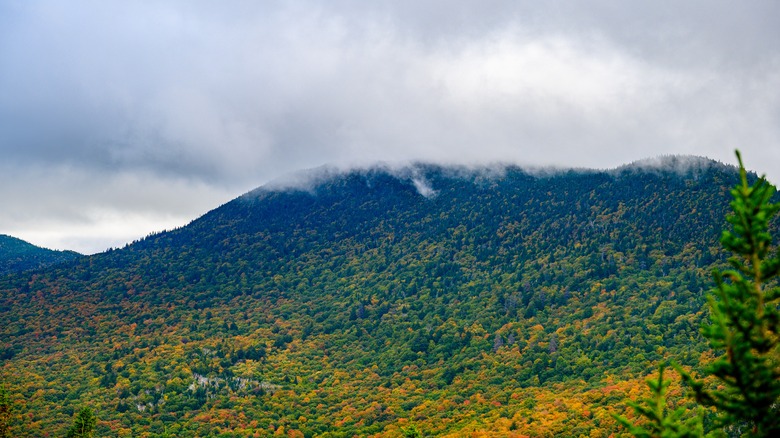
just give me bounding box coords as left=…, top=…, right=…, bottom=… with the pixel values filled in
left=0, top=157, right=750, bottom=436
left=0, top=234, right=81, bottom=275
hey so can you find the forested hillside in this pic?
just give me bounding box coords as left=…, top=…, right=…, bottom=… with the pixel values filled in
left=0, top=235, right=81, bottom=275
left=0, top=157, right=747, bottom=436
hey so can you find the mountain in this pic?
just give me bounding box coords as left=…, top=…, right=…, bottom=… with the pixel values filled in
left=0, top=234, right=81, bottom=275
left=0, top=157, right=747, bottom=436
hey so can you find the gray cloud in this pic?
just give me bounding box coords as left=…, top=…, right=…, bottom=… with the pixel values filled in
left=1, top=0, right=779, bottom=253
left=0, top=163, right=235, bottom=253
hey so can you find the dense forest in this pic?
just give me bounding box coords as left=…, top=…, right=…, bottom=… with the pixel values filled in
left=0, top=157, right=754, bottom=436
left=0, top=235, right=81, bottom=276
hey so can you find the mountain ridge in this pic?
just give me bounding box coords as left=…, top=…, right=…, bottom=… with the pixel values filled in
left=0, top=234, right=82, bottom=275
left=246, top=154, right=735, bottom=197
left=0, top=156, right=751, bottom=436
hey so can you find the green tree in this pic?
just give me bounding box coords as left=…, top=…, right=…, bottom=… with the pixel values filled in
left=617, top=151, right=780, bottom=437
left=679, top=151, right=780, bottom=436
left=614, top=364, right=703, bottom=438
left=66, top=407, right=96, bottom=438
left=402, top=424, right=423, bottom=438
left=0, top=384, right=11, bottom=438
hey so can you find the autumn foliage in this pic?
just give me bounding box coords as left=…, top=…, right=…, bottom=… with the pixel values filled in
left=0, top=158, right=751, bottom=436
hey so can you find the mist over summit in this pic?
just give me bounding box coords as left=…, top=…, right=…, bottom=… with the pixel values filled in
left=616, top=154, right=734, bottom=176
left=241, top=154, right=730, bottom=202
left=0, top=155, right=753, bottom=435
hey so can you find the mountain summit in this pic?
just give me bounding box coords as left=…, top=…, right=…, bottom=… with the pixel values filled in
left=0, top=158, right=747, bottom=436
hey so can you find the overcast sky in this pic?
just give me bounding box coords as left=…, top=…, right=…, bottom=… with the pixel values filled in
left=2, top=1, right=779, bottom=254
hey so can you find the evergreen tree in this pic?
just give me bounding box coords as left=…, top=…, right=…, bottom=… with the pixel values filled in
left=617, top=151, right=780, bottom=436
left=614, top=364, right=703, bottom=438
left=66, top=407, right=96, bottom=438
left=678, top=151, right=780, bottom=436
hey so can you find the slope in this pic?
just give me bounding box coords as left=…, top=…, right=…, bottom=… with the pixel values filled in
left=0, top=158, right=744, bottom=436
left=0, top=234, right=81, bottom=276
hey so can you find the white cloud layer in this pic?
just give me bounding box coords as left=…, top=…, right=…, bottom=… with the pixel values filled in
left=0, top=164, right=234, bottom=253
left=1, top=0, right=779, bottom=253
